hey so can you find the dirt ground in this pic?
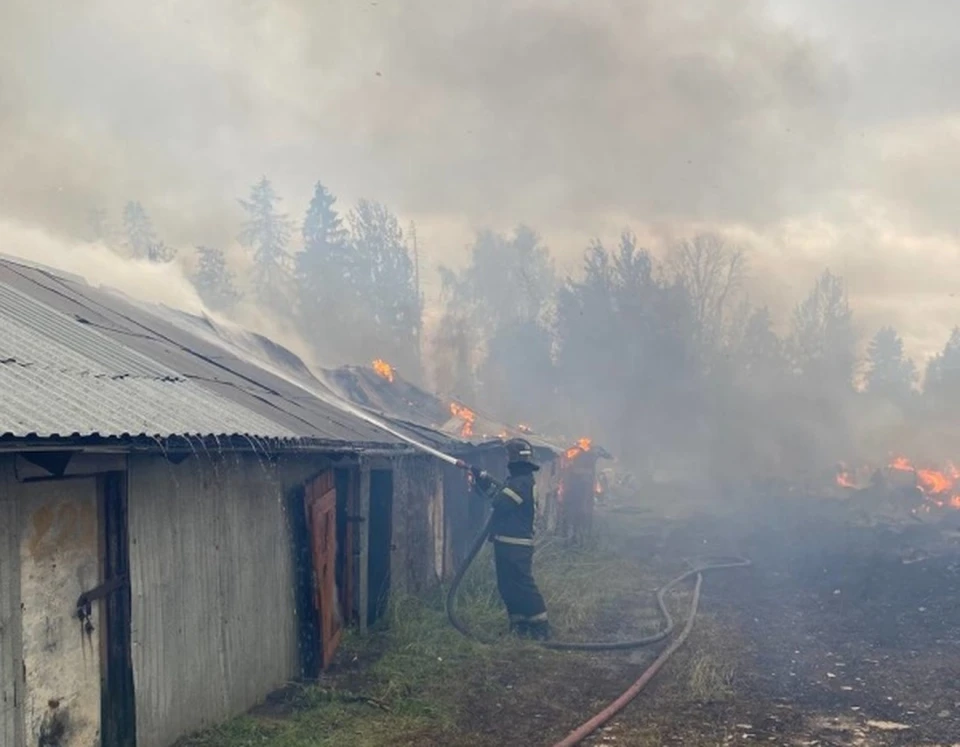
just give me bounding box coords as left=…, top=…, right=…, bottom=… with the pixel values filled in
left=184, top=496, right=960, bottom=747
left=585, top=499, right=960, bottom=747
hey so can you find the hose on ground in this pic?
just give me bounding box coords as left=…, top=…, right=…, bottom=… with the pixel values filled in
left=445, top=508, right=751, bottom=745
left=550, top=571, right=705, bottom=747
left=445, top=509, right=750, bottom=651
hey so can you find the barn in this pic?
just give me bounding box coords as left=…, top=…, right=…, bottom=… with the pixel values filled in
left=0, top=256, right=472, bottom=747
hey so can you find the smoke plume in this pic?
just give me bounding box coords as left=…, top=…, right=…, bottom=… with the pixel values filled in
left=3, top=0, right=960, bottom=463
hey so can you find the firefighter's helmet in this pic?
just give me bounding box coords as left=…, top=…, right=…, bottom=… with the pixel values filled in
left=505, top=438, right=537, bottom=468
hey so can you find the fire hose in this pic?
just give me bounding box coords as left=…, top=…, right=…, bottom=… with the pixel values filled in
left=445, top=497, right=751, bottom=745
left=366, top=440, right=751, bottom=744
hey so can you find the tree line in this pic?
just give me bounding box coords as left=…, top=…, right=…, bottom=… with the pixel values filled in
left=93, top=179, right=422, bottom=374
left=92, top=179, right=960, bottom=485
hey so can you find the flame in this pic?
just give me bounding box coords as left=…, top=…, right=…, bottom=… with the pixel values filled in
left=889, top=456, right=912, bottom=472
left=885, top=456, right=960, bottom=510
left=449, top=402, right=476, bottom=438
left=565, top=437, right=593, bottom=461
left=835, top=455, right=960, bottom=510
left=836, top=470, right=857, bottom=489
left=372, top=359, right=395, bottom=383
left=917, top=469, right=951, bottom=495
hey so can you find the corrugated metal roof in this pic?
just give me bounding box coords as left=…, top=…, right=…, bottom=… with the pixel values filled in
left=0, top=279, right=297, bottom=439
left=324, top=365, right=564, bottom=456
left=0, top=255, right=451, bottom=448
left=0, top=281, right=170, bottom=378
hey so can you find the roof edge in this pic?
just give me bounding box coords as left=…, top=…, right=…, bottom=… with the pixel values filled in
left=0, top=433, right=418, bottom=456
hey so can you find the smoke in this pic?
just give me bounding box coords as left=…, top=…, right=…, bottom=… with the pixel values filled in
left=2, top=1, right=958, bottom=356
left=0, top=1, right=843, bottom=229
left=0, top=219, right=204, bottom=311
left=0, top=218, right=324, bottom=369
left=5, top=0, right=960, bottom=485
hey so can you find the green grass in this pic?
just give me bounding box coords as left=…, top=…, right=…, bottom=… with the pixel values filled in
left=179, top=517, right=695, bottom=747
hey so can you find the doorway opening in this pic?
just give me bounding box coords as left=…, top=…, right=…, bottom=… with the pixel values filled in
left=367, top=469, right=394, bottom=626
left=100, top=471, right=135, bottom=747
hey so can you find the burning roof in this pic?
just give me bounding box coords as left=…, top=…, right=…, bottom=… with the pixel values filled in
left=324, top=360, right=576, bottom=458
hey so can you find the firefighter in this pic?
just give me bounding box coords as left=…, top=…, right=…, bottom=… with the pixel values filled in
left=472, top=438, right=550, bottom=640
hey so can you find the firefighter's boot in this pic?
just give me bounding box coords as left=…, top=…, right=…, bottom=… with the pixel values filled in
left=528, top=620, right=551, bottom=641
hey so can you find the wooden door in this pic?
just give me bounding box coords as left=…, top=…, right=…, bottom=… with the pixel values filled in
left=305, top=471, right=341, bottom=669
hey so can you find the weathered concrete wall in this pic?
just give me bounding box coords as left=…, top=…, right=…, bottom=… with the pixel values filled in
left=0, top=456, right=24, bottom=747
left=127, top=451, right=319, bottom=747
left=390, top=456, right=444, bottom=595
left=18, top=476, right=102, bottom=747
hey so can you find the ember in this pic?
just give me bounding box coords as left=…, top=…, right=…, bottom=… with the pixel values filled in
left=372, top=358, right=395, bottom=383
left=449, top=402, right=476, bottom=438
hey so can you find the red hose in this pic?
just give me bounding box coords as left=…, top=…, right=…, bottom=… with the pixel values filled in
left=550, top=572, right=705, bottom=747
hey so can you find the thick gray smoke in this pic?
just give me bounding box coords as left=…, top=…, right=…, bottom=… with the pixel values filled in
left=0, top=1, right=843, bottom=231
left=3, top=0, right=960, bottom=487
left=4, top=0, right=958, bottom=363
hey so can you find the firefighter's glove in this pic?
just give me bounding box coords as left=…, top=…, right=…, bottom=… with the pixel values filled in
left=470, top=467, right=495, bottom=493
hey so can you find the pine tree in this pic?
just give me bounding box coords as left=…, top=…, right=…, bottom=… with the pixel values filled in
left=554, top=232, right=696, bottom=458
left=865, top=326, right=916, bottom=399
left=122, top=201, right=155, bottom=259
left=121, top=201, right=175, bottom=262
left=297, top=182, right=351, bottom=306
left=294, top=181, right=359, bottom=361
left=301, top=182, right=348, bottom=262
left=192, top=246, right=239, bottom=311
left=924, top=327, right=960, bottom=398
left=347, top=199, right=421, bottom=372
left=238, top=177, right=293, bottom=307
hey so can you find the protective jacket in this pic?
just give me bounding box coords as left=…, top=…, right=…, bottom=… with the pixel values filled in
left=476, top=464, right=548, bottom=638
left=482, top=470, right=536, bottom=546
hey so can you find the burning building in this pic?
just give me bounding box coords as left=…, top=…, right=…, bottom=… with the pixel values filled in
left=322, top=363, right=600, bottom=550
left=556, top=438, right=612, bottom=543
left=0, top=256, right=484, bottom=747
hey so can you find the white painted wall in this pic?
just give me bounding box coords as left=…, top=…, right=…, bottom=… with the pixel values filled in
left=18, top=477, right=102, bottom=747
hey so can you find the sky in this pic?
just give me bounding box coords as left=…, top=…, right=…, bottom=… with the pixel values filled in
left=1, top=0, right=960, bottom=363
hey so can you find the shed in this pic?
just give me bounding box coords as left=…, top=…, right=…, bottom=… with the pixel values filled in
left=0, top=256, right=464, bottom=747
left=323, top=364, right=568, bottom=554
left=323, top=364, right=613, bottom=543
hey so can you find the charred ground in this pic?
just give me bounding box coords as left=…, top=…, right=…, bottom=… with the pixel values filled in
left=181, top=495, right=960, bottom=747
